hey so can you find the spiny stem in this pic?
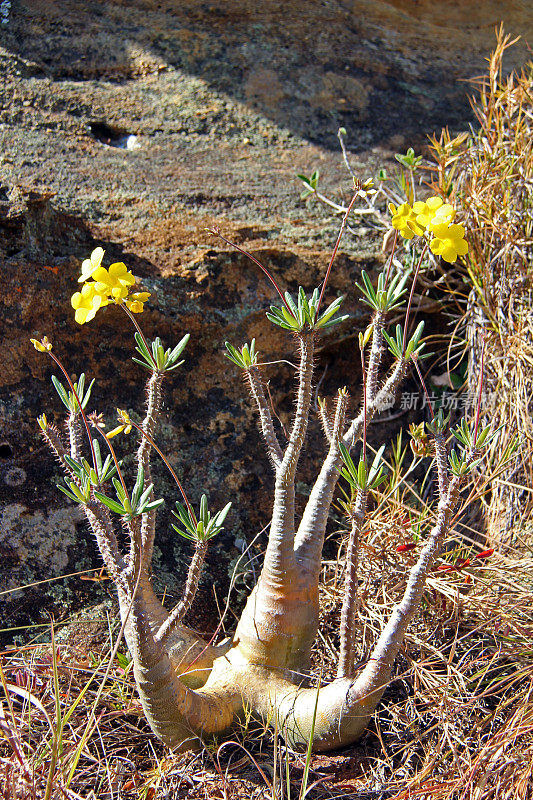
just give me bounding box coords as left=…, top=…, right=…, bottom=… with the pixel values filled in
left=412, top=355, right=448, bottom=495
left=208, top=228, right=292, bottom=316
left=411, top=355, right=435, bottom=421
left=246, top=367, right=283, bottom=468
left=337, top=489, right=367, bottom=679
left=402, top=241, right=428, bottom=356
left=360, top=343, right=368, bottom=464
left=126, top=418, right=196, bottom=524
left=138, top=370, right=164, bottom=566
left=155, top=539, right=209, bottom=642
left=366, top=311, right=385, bottom=402
left=316, top=190, right=360, bottom=315
left=91, top=426, right=129, bottom=498
left=47, top=351, right=97, bottom=468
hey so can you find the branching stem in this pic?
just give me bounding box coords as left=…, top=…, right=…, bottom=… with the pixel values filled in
left=127, top=418, right=196, bottom=524
left=337, top=489, right=367, bottom=679
left=246, top=366, right=283, bottom=468
left=155, top=539, right=209, bottom=643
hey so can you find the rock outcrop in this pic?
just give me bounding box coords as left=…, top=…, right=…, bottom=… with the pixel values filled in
left=0, top=1, right=530, bottom=632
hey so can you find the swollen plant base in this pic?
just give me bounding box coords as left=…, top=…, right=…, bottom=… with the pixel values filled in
left=34, top=208, right=490, bottom=752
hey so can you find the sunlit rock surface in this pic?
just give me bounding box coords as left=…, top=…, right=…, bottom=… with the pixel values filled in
left=0, top=0, right=530, bottom=630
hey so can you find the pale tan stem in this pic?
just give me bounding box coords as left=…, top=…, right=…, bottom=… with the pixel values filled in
left=294, top=358, right=407, bottom=579
left=118, top=576, right=231, bottom=690
left=260, top=332, right=315, bottom=587
left=278, top=332, right=315, bottom=489
left=353, top=475, right=462, bottom=709
left=318, top=399, right=333, bottom=443
left=236, top=665, right=376, bottom=753
left=124, top=516, right=143, bottom=584
left=337, top=489, right=367, bottom=679
left=241, top=474, right=464, bottom=753
left=343, top=357, right=407, bottom=448
left=234, top=333, right=316, bottom=670
left=434, top=432, right=449, bottom=495
left=41, top=424, right=69, bottom=467
left=246, top=366, right=283, bottom=468
left=124, top=591, right=239, bottom=748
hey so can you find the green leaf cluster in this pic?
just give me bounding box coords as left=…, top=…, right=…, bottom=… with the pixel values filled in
left=93, top=467, right=164, bottom=520
left=296, top=169, right=320, bottom=200
left=383, top=321, right=426, bottom=360
left=339, top=442, right=387, bottom=492
left=395, top=148, right=423, bottom=170
left=356, top=270, right=410, bottom=313
left=56, top=439, right=120, bottom=504
left=224, top=339, right=258, bottom=369
left=426, top=409, right=451, bottom=436
left=266, top=287, right=348, bottom=333
left=449, top=420, right=520, bottom=477
left=69, top=439, right=119, bottom=486
left=133, top=333, right=190, bottom=372
left=448, top=448, right=481, bottom=476
left=172, top=495, right=231, bottom=542
left=52, top=373, right=94, bottom=414
left=57, top=474, right=92, bottom=504
left=452, top=418, right=501, bottom=451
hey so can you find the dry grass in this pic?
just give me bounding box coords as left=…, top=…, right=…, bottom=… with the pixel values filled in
left=2, top=26, right=533, bottom=800
left=2, top=444, right=532, bottom=799
left=429, top=27, right=533, bottom=548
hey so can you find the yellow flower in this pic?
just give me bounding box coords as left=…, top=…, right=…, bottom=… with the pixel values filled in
left=71, top=282, right=108, bottom=324
left=125, top=291, right=150, bottom=313
left=429, top=223, right=468, bottom=264
left=117, top=408, right=133, bottom=431
left=30, top=336, right=53, bottom=352
left=389, top=202, right=424, bottom=239
left=107, top=426, right=123, bottom=438
left=427, top=204, right=456, bottom=231
left=79, top=247, right=105, bottom=282
left=413, top=196, right=456, bottom=232
left=92, top=262, right=136, bottom=301
left=108, top=408, right=133, bottom=437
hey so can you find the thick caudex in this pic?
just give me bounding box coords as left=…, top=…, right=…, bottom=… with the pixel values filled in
left=38, top=240, right=492, bottom=753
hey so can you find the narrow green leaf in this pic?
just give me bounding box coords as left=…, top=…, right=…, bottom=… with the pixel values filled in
left=51, top=376, right=71, bottom=410
left=94, top=492, right=126, bottom=515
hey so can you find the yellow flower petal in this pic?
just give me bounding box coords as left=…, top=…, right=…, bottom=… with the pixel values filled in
left=79, top=247, right=105, bottom=282
left=430, top=223, right=468, bottom=263
left=107, top=425, right=125, bottom=438
left=125, top=291, right=150, bottom=313
left=390, top=202, right=424, bottom=238
left=30, top=337, right=52, bottom=352
left=71, top=282, right=105, bottom=323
